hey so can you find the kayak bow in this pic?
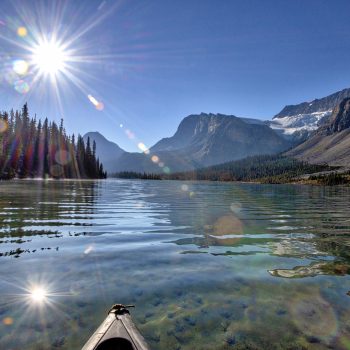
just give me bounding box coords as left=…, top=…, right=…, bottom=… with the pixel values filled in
left=82, top=304, right=150, bottom=350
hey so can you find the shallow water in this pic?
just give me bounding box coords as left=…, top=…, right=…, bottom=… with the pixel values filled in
left=0, top=179, right=350, bottom=349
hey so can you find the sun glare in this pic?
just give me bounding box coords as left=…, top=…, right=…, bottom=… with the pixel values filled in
left=30, top=287, right=47, bottom=303
left=32, top=40, right=67, bottom=76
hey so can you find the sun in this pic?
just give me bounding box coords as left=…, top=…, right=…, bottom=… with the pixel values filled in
left=30, top=287, right=48, bottom=303
left=31, top=39, right=67, bottom=76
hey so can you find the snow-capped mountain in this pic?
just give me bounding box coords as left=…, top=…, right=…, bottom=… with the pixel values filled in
left=268, top=88, right=350, bottom=142
left=268, top=110, right=332, bottom=139
left=286, top=97, right=350, bottom=166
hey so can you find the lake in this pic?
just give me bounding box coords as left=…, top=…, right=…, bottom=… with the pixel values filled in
left=0, top=179, right=349, bottom=349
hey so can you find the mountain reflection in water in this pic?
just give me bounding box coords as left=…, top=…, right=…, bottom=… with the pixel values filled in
left=0, top=179, right=350, bottom=349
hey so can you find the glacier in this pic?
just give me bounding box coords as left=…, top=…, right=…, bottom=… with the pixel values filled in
left=268, top=110, right=332, bottom=136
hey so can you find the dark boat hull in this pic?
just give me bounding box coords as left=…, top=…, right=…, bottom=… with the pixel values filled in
left=82, top=305, right=150, bottom=350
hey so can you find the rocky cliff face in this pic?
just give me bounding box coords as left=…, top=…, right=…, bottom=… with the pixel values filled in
left=268, top=88, right=350, bottom=142
left=275, top=88, right=350, bottom=118
left=323, top=98, right=350, bottom=135
left=286, top=98, right=350, bottom=166
left=151, top=113, right=291, bottom=168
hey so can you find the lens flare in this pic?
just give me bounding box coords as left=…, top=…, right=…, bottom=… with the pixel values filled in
left=55, top=150, right=71, bottom=166
left=13, top=59, right=29, bottom=75
left=88, top=94, right=104, bottom=111
left=95, top=102, right=104, bottom=111
left=151, top=155, right=159, bottom=163
left=181, top=184, right=189, bottom=191
left=125, top=129, right=135, bottom=139
left=0, top=119, right=8, bottom=133
left=17, top=26, right=27, bottom=37
left=230, top=202, right=242, bottom=214
left=212, top=215, right=243, bottom=236
left=84, top=245, right=94, bottom=254
left=3, top=317, right=13, bottom=326
left=137, top=142, right=150, bottom=154
left=14, top=80, right=30, bottom=94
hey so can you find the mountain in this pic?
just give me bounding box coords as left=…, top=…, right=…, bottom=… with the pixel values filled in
left=86, top=90, right=350, bottom=173
left=286, top=98, right=350, bottom=166
left=275, top=88, right=350, bottom=118
left=150, top=113, right=291, bottom=168
left=83, top=134, right=200, bottom=174
left=87, top=114, right=292, bottom=174
left=83, top=132, right=126, bottom=172
left=268, top=88, right=350, bottom=142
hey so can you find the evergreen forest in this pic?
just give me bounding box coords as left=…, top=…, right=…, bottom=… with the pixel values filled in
left=0, top=104, right=106, bottom=180
left=163, top=154, right=333, bottom=183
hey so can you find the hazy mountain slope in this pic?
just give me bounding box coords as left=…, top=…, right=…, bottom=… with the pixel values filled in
left=286, top=98, right=350, bottom=166
left=239, top=117, right=266, bottom=125
left=112, top=150, right=200, bottom=173
left=82, top=132, right=201, bottom=174
left=83, top=132, right=126, bottom=172
left=151, top=115, right=199, bottom=152
left=268, top=88, right=350, bottom=141
left=151, top=113, right=291, bottom=167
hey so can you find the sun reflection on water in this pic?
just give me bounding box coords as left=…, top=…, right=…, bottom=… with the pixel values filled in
left=29, top=286, right=48, bottom=303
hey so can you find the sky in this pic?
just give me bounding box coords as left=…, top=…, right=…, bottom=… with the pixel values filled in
left=0, top=0, right=350, bottom=152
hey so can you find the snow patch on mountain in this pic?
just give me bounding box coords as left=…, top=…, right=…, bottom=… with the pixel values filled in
left=269, top=110, right=332, bottom=136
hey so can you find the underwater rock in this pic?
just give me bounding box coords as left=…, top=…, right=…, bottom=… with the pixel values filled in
left=52, top=336, right=65, bottom=348
left=145, top=311, right=154, bottom=318
left=183, top=315, right=196, bottom=326
left=225, top=334, right=236, bottom=346
left=306, top=335, right=321, bottom=344
left=167, top=312, right=175, bottom=319
left=269, top=261, right=350, bottom=278
left=276, top=309, right=287, bottom=316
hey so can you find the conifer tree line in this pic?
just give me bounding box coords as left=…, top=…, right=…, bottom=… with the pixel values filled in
left=111, top=171, right=161, bottom=180
left=0, top=103, right=107, bottom=180
left=162, top=154, right=332, bottom=183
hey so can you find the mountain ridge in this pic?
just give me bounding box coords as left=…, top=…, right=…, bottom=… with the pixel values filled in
left=150, top=113, right=291, bottom=168
left=274, top=88, right=350, bottom=118
left=267, top=87, right=350, bottom=142
left=85, top=87, right=350, bottom=172
left=286, top=97, right=350, bottom=166
left=85, top=113, right=292, bottom=173
left=83, top=132, right=126, bottom=172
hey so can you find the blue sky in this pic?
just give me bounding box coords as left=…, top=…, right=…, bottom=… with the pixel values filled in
left=0, top=0, right=350, bottom=152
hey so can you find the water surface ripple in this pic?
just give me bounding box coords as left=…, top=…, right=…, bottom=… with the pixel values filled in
left=0, top=180, right=350, bottom=349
